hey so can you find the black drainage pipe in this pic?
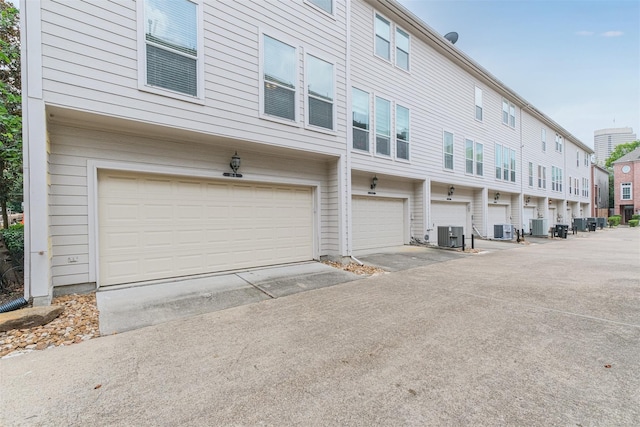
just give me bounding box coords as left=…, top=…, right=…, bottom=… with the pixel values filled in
left=0, top=297, right=28, bottom=313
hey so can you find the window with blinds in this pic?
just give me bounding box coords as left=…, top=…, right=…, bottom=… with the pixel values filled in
left=263, top=35, right=297, bottom=121
left=352, top=88, right=370, bottom=151
left=144, top=0, right=198, bottom=97
left=443, top=131, right=454, bottom=170
left=396, top=105, right=409, bottom=160
left=307, top=55, right=334, bottom=130
left=375, top=97, right=391, bottom=156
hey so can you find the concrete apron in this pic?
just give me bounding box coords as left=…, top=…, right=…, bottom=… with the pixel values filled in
left=96, top=262, right=361, bottom=335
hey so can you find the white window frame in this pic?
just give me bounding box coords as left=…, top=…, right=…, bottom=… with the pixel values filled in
left=541, top=128, right=546, bottom=152
left=475, top=87, right=483, bottom=121
left=528, top=162, right=534, bottom=187
left=621, top=182, right=632, bottom=200
left=137, top=0, right=205, bottom=103
left=538, top=165, right=546, bottom=189
left=395, top=26, right=410, bottom=71
left=351, top=87, right=371, bottom=153
left=576, top=150, right=580, bottom=167
left=304, top=51, right=336, bottom=132
left=259, top=29, right=300, bottom=126
left=375, top=95, right=392, bottom=157
left=374, top=12, right=392, bottom=62
left=495, top=143, right=502, bottom=180
left=555, top=134, right=563, bottom=153
left=395, top=104, right=410, bottom=161
left=476, top=142, right=484, bottom=176
left=304, top=0, right=335, bottom=17
left=443, top=130, right=454, bottom=171
left=569, top=176, right=572, bottom=194
left=502, top=99, right=515, bottom=128
left=465, top=139, right=474, bottom=174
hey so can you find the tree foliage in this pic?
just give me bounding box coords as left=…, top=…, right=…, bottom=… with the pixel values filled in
left=0, top=0, right=21, bottom=229
left=605, top=140, right=640, bottom=168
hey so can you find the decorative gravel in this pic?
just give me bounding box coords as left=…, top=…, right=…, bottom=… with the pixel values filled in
left=0, top=293, right=100, bottom=359
left=322, top=261, right=386, bottom=276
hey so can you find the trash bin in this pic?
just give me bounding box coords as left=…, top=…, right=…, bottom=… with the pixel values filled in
left=555, top=224, right=568, bottom=239
left=588, top=221, right=597, bottom=232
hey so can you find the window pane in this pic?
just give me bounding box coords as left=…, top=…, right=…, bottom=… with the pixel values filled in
left=376, top=97, right=390, bottom=137
left=376, top=37, right=390, bottom=60
left=502, top=101, right=509, bottom=124
left=309, top=0, right=332, bottom=14
left=444, top=131, right=453, bottom=169
left=147, top=45, right=197, bottom=96
left=264, top=36, right=296, bottom=89
left=375, top=15, right=390, bottom=39
left=352, top=88, right=369, bottom=131
left=510, top=149, right=516, bottom=182
left=396, top=28, right=409, bottom=51
left=376, top=136, right=390, bottom=156
left=353, top=128, right=369, bottom=151
left=307, top=55, right=333, bottom=102
left=475, top=106, right=482, bottom=121
left=309, top=97, right=333, bottom=129
left=495, top=144, right=502, bottom=179
left=503, top=146, right=509, bottom=181
left=396, top=49, right=409, bottom=70
left=396, top=105, right=409, bottom=141
left=509, top=104, right=515, bottom=127
left=145, top=0, right=197, bottom=54
left=397, top=140, right=409, bottom=160
left=264, top=83, right=295, bottom=120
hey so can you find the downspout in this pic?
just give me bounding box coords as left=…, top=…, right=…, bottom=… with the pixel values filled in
left=344, top=0, right=353, bottom=260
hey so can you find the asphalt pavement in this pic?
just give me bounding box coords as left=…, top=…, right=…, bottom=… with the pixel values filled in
left=1, top=227, right=639, bottom=426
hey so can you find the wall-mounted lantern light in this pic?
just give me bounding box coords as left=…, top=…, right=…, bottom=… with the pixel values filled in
left=368, top=175, right=378, bottom=195
left=448, top=185, right=455, bottom=196
left=494, top=192, right=501, bottom=203
left=525, top=196, right=530, bottom=205
left=223, top=152, right=242, bottom=178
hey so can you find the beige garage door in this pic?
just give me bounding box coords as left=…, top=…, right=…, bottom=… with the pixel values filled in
left=98, top=171, right=314, bottom=286
left=430, top=202, right=467, bottom=234
left=352, top=196, right=405, bottom=251
left=487, top=204, right=508, bottom=238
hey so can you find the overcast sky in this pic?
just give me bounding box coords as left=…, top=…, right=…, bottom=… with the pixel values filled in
left=396, top=0, right=640, bottom=148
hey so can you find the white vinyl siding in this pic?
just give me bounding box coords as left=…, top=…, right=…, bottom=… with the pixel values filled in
left=396, top=104, right=409, bottom=160
left=262, top=34, right=297, bottom=122
left=352, top=87, right=370, bottom=151
left=474, top=87, right=483, bottom=121
left=140, top=0, right=202, bottom=99
left=306, top=54, right=334, bottom=130
left=443, top=131, right=454, bottom=170
left=374, top=14, right=391, bottom=61
left=375, top=96, right=391, bottom=156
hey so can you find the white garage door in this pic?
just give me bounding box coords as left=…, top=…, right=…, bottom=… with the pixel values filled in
left=98, top=171, right=314, bottom=286
left=352, top=196, right=405, bottom=251
left=523, top=207, right=535, bottom=233
left=430, top=202, right=467, bottom=238
left=549, top=208, right=557, bottom=226
left=488, top=204, right=508, bottom=238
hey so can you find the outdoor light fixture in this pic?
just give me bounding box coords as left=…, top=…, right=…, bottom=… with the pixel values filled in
left=223, top=152, right=242, bottom=178
left=525, top=196, right=530, bottom=205
left=448, top=185, right=455, bottom=196
left=368, top=175, right=378, bottom=194
left=494, top=192, right=501, bottom=202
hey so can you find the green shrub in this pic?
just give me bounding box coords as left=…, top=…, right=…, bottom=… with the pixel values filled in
left=632, top=214, right=640, bottom=221
left=608, top=216, right=621, bottom=226
left=629, top=219, right=639, bottom=227
left=0, top=224, right=24, bottom=265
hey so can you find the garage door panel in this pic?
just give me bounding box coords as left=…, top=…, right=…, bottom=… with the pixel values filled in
left=431, top=202, right=467, bottom=233
left=487, top=205, right=508, bottom=238
left=99, top=171, right=314, bottom=286
left=352, top=196, right=405, bottom=251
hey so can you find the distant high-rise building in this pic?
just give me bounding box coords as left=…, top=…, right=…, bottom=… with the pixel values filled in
left=594, top=127, right=637, bottom=166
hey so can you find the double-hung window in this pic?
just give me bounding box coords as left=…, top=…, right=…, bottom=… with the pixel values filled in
left=538, top=165, right=546, bottom=189
left=396, top=105, right=410, bottom=160
left=142, top=0, right=200, bottom=98
left=263, top=35, right=297, bottom=121
left=352, top=88, right=370, bottom=151
left=503, top=146, right=510, bottom=181
left=465, top=139, right=474, bottom=174
left=396, top=28, right=410, bottom=70
left=576, top=151, right=580, bottom=167
left=569, top=176, right=573, bottom=194
left=475, top=87, right=483, bottom=121
left=555, top=134, right=563, bottom=152
left=443, top=131, right=454, bottom=170
left=621, top=183, right=632, bottom=200
left=528, top=162, right=533, bottom=187
left=495, top=144, right=502, bottom=179
left=465, top=140, right=482, bottom=175
left=510, top=149, right=516, bottom=182
left=541, top=128, right=546, bottom=151
left=375, top=97, right=391, bottom=156
left=306, top=54, right=334, bottom=130
left=502, top=99, right=515, bottom=127
left=552, top=166, right=563, bottom=192
left=375, top=14, right=391, bottom=61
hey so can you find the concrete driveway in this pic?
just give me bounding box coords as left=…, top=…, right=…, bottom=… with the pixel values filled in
left=1, top=227, right=639, bottom=426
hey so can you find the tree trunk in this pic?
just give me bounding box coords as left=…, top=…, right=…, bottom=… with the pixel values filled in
left=1, top=198, right=8, bottom=229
